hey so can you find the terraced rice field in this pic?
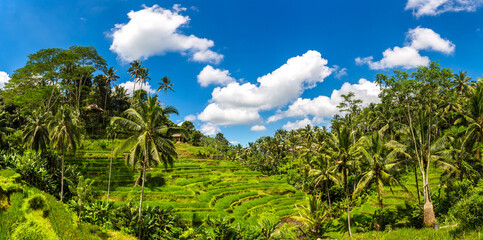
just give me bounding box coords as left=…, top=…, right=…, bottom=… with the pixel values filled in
left=66, top=144, right=306, bottom=224
left=352, top=165, right=445, bottom=216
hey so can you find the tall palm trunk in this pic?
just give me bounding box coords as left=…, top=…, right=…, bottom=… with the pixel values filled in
left=138, top=156, right=146, bottom=239
left=325, top=177, right=332, bottom=210
left=414, top=164, right=421, bottom=205
left=106, top=138, right=114, bottom=203
left=61, top=146, right=65, bottom=202
left=344, top=168, right=352, bottom=237
left=377, top=179, right=383, bottom=209
left=164, top=89, right=167, bottom=107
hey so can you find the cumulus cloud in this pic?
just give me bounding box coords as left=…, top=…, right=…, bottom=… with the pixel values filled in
left=406, top=0, right=483, bottom=17
left=356, top=27, right=455, bottom=70
left=0, top=71, right=10, bottom=89
left=198, top=104, right=262, bottom=125
left=197, top=50, right=332, bottom=128
left=184, top=114, right=197, bottom=122
left=117, top=81, right=156, bottom=96
left=250, top=125, right=267, bottom=132
left=109, top=4, right=223, bottom=63
left=200, top=123, right=220, bottom=136
left=283, top=118, right=315, bottom=131
left=269, top=78, right=381, bottom=123
left=197, top=65, right=236, bottom=87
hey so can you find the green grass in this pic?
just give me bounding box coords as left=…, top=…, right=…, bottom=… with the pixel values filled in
left=61, top=141, right=308, bottom=224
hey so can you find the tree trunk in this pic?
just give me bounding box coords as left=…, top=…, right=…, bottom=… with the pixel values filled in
left=138, top=161, right=146, bottom=239
left=164, top=90, right=167, bottom=107
left=60, top=146, right=65, bottom=202
left=414, top=164, right=421, bottom=206
left=344, top=168, right=352, bottom=237
left=378, top=182, right=383, bottom=209
left=325, top=178, right=332, bottom=210
left=106, top=139, right=114, bottom=204
left=423, top=189, right=436, bottom=227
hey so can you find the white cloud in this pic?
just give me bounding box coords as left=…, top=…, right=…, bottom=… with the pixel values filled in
left=283, top=118, right=314, bottom=131
left=230, top=141, right=240, bottom=145
left=250, top=125, right=267, bottom=131
left=184, top=114, right=197, bottom=122
left=197, top=50, right=332, bottom=128
left=269, top=78, right=381, bottom=123
left=197, top=65, right=236, bottom=87
left=0, top=71, right=10, bottom=89
left=355, top=47, right=429, bottom=70
left=406, top=0, right=483, bottom=17
left=356, top=27, right=454, bottom=70
left=408, top=27, right=455, bottom=53
left=198, top=104, right=262, bottom=125
left=200, top=123, right=220, bottom=136
left=109, top=4, right=223, bottom=63
left=335, top=67, right=348, bottom=79
left=117, top=81, right=156, bottom=96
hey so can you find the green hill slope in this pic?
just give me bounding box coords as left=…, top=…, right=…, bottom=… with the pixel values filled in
left=66, top=142, right=307, bottom=224
left=0, top=169, right=135, bottom=240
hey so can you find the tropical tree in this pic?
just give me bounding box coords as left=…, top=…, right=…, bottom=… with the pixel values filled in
left=462, top=80, right=483, bottom=161
left=452, top=71, right=473, bottom=95
left=321, top=126, right=359, bottom=236
left=127, top=60, right=143, bottom=96
left=23, top=109, right=51, bottom=152
left=294, top=194, right=332, bottom=238
left=105, top=123, right=120, bottom=204
left=352, top=132, right=410, bottom=209
left=157, top=76, right=174, bottom=107
left=111, top=95, right=184, bottom=238
left=102, top=67, right=120, bottom=114
left=309, top=154, right=339, bottom=210
left=50, top=105, right=81, bottom=202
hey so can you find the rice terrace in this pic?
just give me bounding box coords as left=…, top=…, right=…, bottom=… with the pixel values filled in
left=0, top=0, right=482, bottom=239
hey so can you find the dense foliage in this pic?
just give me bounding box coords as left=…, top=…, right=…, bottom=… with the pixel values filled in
left=1, top=46, right=482, bottom=239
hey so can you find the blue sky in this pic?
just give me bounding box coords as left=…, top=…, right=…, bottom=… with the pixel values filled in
left=1, top=0, right=482, bottom=145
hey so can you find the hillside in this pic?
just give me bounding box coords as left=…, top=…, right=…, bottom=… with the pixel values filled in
left=0, top=168, right=135, bottom=240
left=66, top=142, right=307, bottom=224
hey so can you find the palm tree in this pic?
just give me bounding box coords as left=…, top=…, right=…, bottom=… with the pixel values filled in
left=353, top=132, right=410, bottom=209
left=321, top=126, right=359, bottom=236
left=111, top=95, right=184, bottom=238
left=127, top=60, right=143, bottom=96
left=139, top=67, right=151, bottom=89
left=309, top=154, right=339, bottom=210
left=0, top=112, right=13, bottom=148
left=50, top=105, right=81, bottom=202
left=103, top=67, right=120, bottom=115
left=452, top=71, right=473, bottom=95
left=157, top=76, right=175, bottom=107
left=294, top=195, right=331, bottom=238
left=463, top=81, right=483, bottom=160
left=23, top=109, right=51, bottom=152
left=106, top=123, right=120, bottom=204
left=437, top=127, right=481, bottom=182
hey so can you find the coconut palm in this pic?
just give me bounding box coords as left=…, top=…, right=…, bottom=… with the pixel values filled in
left=127, top=60, right=143, bottom=96
left=139, top=67, right=151, bottom=89
left=0, top=112, right=13, bottom=148
left=23, top=109, right=51, bottom=152
left=462, top=81, right=483, bottom=160
left=50, top=105, right=81, bottom=202
left=452, top=71, right=473, bottom=95
left=321, top=126, right=359, bottom=236
left=353, top=132, right=410, bottom=209
left=105, top=123, right=120, bottom=204
left=157, top=76, right=175, bottom=107
left=102, top=67, right=120, bottom=113
left=111, top=95, right=185, bottom=238
left=309, top=154, right=339, bottom=210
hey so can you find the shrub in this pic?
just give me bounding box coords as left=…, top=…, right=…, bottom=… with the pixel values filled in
left=11, top=219, right=58, bottom=240
left=27, top=195, right=46, bottom=211
left=449, top=180, right=483, bottom=231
